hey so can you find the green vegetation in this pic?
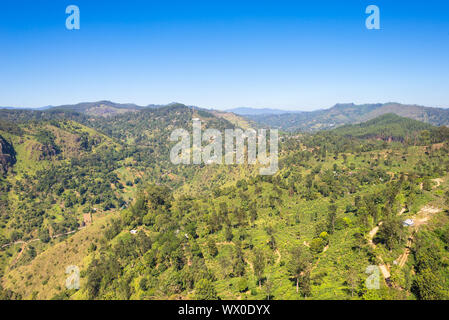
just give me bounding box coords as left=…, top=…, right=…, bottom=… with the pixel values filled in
left=1, top=104, right=449, bottom=300
left=247, top=103, right=449, bottom=132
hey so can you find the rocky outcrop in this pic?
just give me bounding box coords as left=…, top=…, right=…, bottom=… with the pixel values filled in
left=0, top=135, right=16, bottom=175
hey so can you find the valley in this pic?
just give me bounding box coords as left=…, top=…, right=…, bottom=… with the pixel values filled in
left=1, top=102, right=449, bottom=300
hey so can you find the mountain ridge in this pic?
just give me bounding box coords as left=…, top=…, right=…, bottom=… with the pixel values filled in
left=245, top=102, right=449, bottom=132
left=223, top=107, right=304, bottom=116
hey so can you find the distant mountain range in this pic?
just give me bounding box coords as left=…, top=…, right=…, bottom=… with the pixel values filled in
left=2, top=103, right=298, bottom=117
left=3, top=101, right=449, bottom=132
left=223, top=107, right=303, bottom=116
left=244, top=103, right=449, bottom=132
left=48, top=101, right=148, bottom=117
left=0, top=101, right=188, bottom=117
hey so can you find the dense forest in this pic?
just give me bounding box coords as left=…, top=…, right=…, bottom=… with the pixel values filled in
left=1, top=103, right=449, bottom=300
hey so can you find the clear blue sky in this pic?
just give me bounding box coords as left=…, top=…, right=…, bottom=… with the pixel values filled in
left=1, top=0, right=448, bottom=110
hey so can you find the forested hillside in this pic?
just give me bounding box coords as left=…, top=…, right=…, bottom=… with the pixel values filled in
left=246, top=103, right=449, bottom=132
left=1, top=104, right=449, bottom=300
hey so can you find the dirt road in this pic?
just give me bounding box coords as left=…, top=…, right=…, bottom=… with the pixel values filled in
left=393, top=205, right=441, bottom=267
left=432, top=178, right=443, bottom=189
left=1, top=227, right=86, bottom=266
left=367, top=223, right=391, bottom=280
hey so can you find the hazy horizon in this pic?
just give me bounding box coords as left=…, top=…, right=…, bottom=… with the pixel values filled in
left=2, top=100, right=449, bottom=113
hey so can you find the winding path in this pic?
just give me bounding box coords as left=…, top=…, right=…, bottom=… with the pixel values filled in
left=393, top=205, right=441, bottom=268
left=1, top=227, right=86, bottom=266
left=368, top=204, right=442, bottom=284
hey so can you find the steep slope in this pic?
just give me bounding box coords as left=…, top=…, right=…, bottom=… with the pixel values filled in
left=0, top=105, right=257, bottom=299
left=0, top=104, right=249, bottom=257
left=0, top=135, right=15, bottom=176
left=0, top=120, right=126, bottom=246
left=210, top=110, right=254, bottom=129
left=2, top=211, right=120, bottom=300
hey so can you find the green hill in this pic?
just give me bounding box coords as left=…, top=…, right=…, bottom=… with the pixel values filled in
left=246, top=103, right=449, bottom=132
left=332, top=113, right=433, bottom=141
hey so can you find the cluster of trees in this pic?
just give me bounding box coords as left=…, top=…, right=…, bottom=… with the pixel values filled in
left=85, top=185, right=217, bottom=299
left=1, top=147, right=127, bottom=241
left=412, top=226, right=449, bottom=299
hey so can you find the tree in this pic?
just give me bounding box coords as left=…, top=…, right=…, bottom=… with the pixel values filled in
left=346, top=266, right=359, bottom=297
left=207, top=238, right=218, bottom=257
left=218, top=202, right=228, bottom=217
left=264, top=275, right=274, bottom=300
left=287, top=246, right=312, bottom=293
left=422, top=179, right=432, bottom=191
left=377, top=216, right=405, bottom=250
left=299, top=269, right=312, bottom=297
left=252, top=248, right=265, bottom=288
left=310, top=238, right=325, bottom=254
left=327, top=204, right=337, bottom=234
left=225, top=226, right=233, bottom=242
left=354, top=195, right=362, bottom=210
left=237, top=278, right=248, bottom=293
left=227, top=239, right=244, bottom=274
left=38, top=227, right=51, bottom=243
left=444, top=190, right=449, bottom=208
left=194, top=279, right=218, bottom=300
left=249, top=203, right=258, bottom=224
